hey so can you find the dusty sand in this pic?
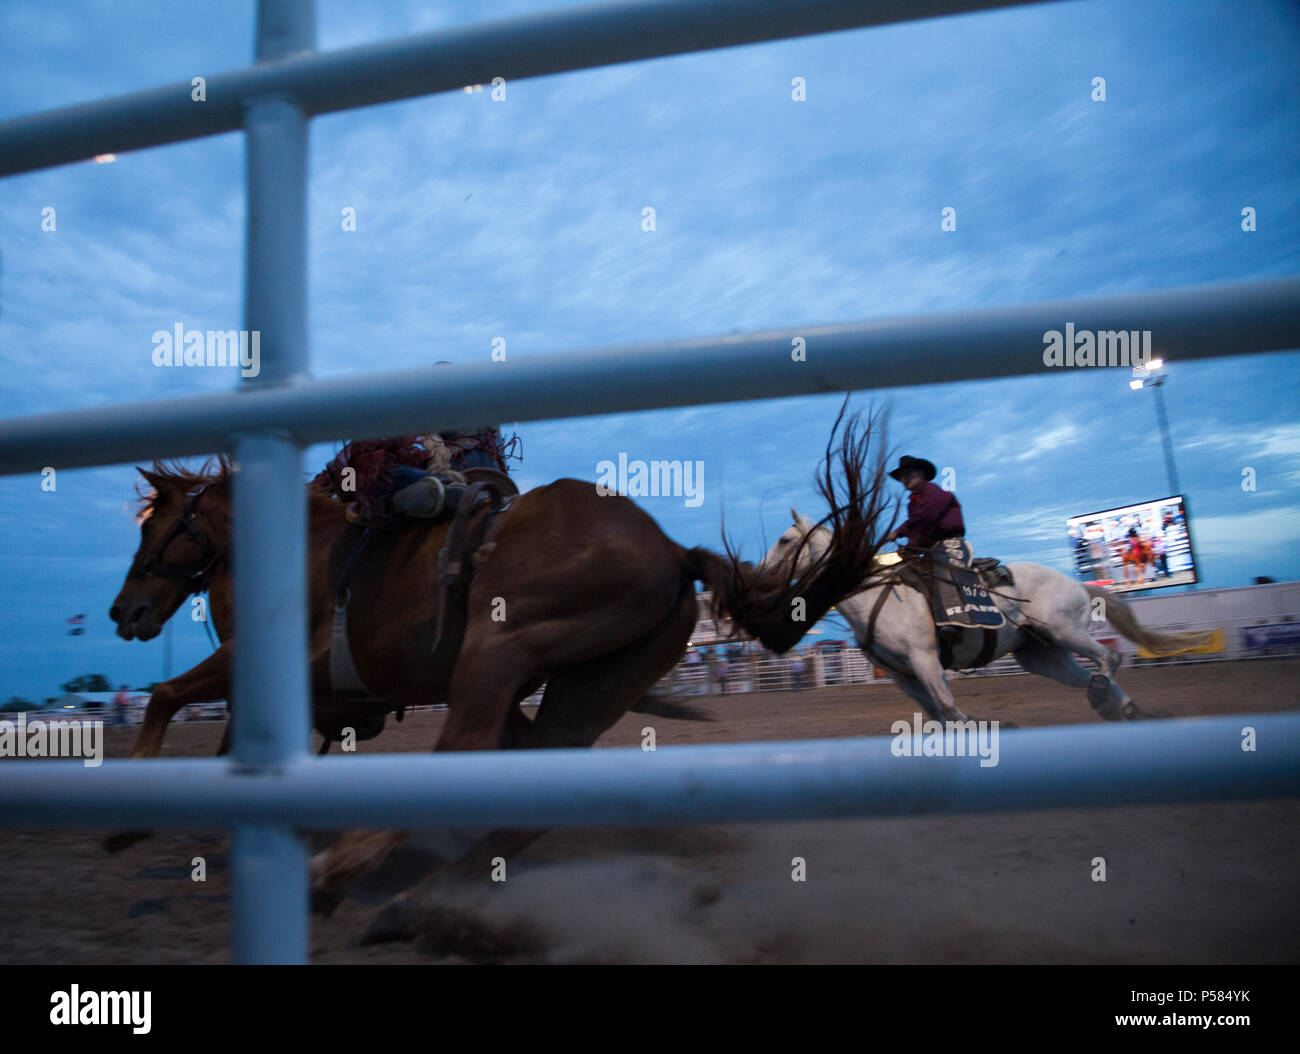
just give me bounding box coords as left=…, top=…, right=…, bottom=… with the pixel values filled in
left=2, top=658, right=1297, bottom=963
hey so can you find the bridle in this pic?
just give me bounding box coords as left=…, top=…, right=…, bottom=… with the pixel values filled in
left=129, top=484, right=227, bottom=594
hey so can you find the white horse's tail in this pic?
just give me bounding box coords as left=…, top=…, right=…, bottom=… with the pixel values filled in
left=1083, top=584, right=1215, bottom=656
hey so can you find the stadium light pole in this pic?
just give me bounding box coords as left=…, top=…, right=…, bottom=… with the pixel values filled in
left=1129, top=358, right=1181, bottom=496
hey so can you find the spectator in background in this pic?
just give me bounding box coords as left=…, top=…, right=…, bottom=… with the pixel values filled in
left=681, top=647, right=704, bottom=695
left=791, top=652, right=807, bottom=691
left=1151, top=532, right=1169, bottom=577
left=112, top=684, right=130, bottom=728
left=1089, top=539, right=1108, bottom=580
left=708, top=649, right=726, bottom=695
left=1071, top=529, right=1090, bottom=577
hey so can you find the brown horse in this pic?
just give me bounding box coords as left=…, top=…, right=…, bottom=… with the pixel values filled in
left=107, top=410, right=894, bottom=929
left=1121, top=533, right=1155, bottom=585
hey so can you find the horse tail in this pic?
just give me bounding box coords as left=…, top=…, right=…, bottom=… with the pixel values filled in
left=679, top=545, right=751, bottom=634
left=677, top=534, right=874, bottom=656
left=1083, top=584, right=1215, bottom=655
left=677, top=403, right=896, bottom=654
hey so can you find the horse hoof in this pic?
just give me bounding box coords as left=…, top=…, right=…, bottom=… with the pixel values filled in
left=361, top=901, right=418, bottom=945
left=1087, top=673, right=1109, bottom=704
left=310, top=886, right=347, bottom=918
left=1088, top=675, right=1123, bottom=720
left=104, top=829, right=153, bottom=853
left=1123, top=701, right=1172, bottom=720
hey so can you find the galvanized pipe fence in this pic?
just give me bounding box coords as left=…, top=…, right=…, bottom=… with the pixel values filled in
left=1, top=0, right=1298, bottom=963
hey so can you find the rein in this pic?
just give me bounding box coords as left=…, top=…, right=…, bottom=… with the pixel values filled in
left=130, top=484, right=227, bottom=595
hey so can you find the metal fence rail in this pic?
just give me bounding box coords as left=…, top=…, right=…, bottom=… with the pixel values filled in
left=6, top=713, right=1299, bottom=828
left=2, top=0, right=1299, bottom=964
left=0, top=0, right=1062, bottom=176
left=2, top=275, right=1298, bottom=474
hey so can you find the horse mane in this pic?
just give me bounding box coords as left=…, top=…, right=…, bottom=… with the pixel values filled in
left=134, top=455, right=232, bottom=511
left=135, top=454, right=339, bottom=518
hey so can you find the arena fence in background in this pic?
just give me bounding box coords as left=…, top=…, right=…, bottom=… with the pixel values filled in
left=1, top=0, right=1298, bottom=964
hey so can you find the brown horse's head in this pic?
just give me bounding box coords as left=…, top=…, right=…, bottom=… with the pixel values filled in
left=110, top=459, right=231, bottom=641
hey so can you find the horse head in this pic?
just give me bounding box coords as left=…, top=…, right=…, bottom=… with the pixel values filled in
left=110, top=460, right=231, bottom=641
left=756, top=506, right=832, bottom=579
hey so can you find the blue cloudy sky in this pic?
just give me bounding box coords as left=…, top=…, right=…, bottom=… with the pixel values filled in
left=0, top=0, right=1297, bottom=700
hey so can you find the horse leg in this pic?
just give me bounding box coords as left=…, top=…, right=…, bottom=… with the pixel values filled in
left=309, top=675, right=541, bottom=917
left=1065, top=627, right=1172, bottom=719
left=1014, top=633, right=1166, bottom=720
left=889, top=650, right=1016, bottom=726
left=529, top=587, right=696, bottom=750
left=1012, top=638, right=1123, bottom=720
left=499, top=678, right=546, bottom=749
left=459, top=587, right=695, bottom=871
left=105, top=644, right=233, bottom=854
left=129, top=642, right=231, bottom=758
left=315, top=640, right=534, bottom=928
left=361, top=586, right=697, bottom=945
left=880, top=664, right=947, bottom=722
left=309, top=633, right=537, bottom=916
left=895, top=648, right=970, bottom=722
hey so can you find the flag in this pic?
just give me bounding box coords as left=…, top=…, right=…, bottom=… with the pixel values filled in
left=67, top=614, right=85, bottom=636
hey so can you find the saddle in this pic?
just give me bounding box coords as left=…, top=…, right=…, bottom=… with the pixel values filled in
left=346, top=465, right=517, bottom=524
left=922, top=539, right=1008, bottom=631
left=327, top=467, right=519, bottom=706
left=868, top=541, right=1015, bottom=671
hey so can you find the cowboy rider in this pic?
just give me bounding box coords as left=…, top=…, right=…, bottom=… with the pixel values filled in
left=883, top=455, right=973, bottom=647
left=883, top=455, right=964, bottom=550
left=375, top=361, right=516, bottom=506
left=320, top=363, right=518, bottom=520
left=387, top=361, right=510, bottom=489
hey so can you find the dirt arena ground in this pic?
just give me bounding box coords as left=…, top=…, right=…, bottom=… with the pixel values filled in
left=3, top=659, right=1298, bottom=964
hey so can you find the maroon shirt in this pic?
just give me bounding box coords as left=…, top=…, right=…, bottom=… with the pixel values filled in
left=897, top=481, right=964, bottom=548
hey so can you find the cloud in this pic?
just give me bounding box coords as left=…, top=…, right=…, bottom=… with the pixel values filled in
left=1191, top=507, right=1300, bottom=558
left=1, top=0, right=1298, bottom=701
left=1180, top=423, right=1300, bottom=460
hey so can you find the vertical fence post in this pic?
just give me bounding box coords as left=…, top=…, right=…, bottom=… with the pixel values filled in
left=230, top=0, right=316, bottom=966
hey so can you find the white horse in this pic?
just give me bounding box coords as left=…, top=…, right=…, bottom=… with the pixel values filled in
left=759, top=510, right=1213, bottom=723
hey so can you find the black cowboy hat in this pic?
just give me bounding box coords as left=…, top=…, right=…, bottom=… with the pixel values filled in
left=888, top=455, right=937, bottom=482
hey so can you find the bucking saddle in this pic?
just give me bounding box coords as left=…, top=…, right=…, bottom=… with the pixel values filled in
left=323, top=466, right=519, bottom=743
left=888, top=539, right=1016, bottom=670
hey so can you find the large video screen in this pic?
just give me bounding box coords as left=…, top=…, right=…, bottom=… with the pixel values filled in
left=1066, top=496, right=1197, bottom=593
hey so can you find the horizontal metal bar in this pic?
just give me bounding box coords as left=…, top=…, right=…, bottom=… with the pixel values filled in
left=2, top=714, right=1296, bottom=829
left=1, top=275, right=1296, bottom=475
left=0, top=0, right=1054, bottom=176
